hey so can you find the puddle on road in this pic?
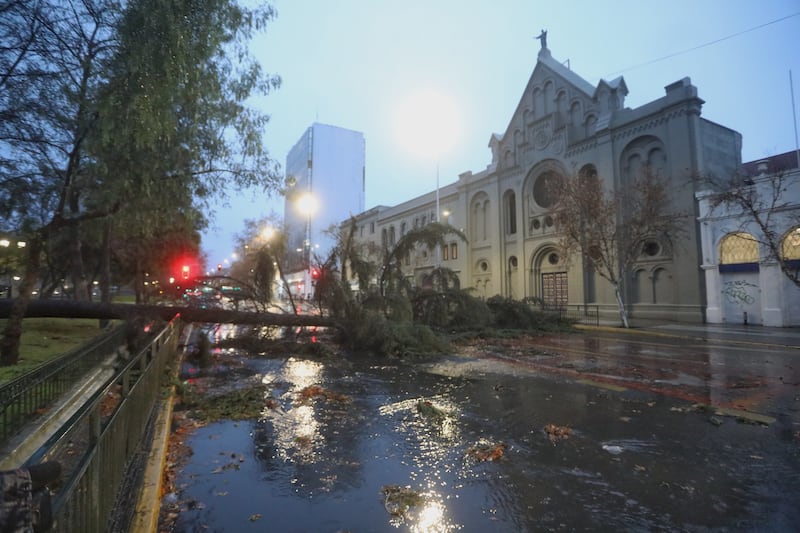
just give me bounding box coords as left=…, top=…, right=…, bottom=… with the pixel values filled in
left=163, top=348, right=800, bottom=532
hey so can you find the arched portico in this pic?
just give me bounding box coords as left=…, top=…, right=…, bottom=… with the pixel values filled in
left=529, top=245, right=567, bottom=306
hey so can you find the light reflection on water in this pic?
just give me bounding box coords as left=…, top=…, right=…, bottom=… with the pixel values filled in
left=169, top=350, right=800, bottom=532
left=256, top=357, right=325, bottom=464
left=380, top=395, right=463, bottom=531
left=410, top=491, right=460, bottom=533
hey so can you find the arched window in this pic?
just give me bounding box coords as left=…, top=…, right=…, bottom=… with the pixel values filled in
left=781, top=227, right=800, bottom=260
left=533, top=170, right=562, bottom=208
left=632, top=269, right=647, bottom=303
left=504, top=190, right=517, bottom=235
left=621, top=135, right=667, bottom=182
left=471, top=193, right=490, bottom=242
left=653, top=267, right=673, bottom=304
left=585, top=114, right=597, bottom=137
left=719, top=232, right=759, bottom=272
left=543, top=81, right=554, bottom=114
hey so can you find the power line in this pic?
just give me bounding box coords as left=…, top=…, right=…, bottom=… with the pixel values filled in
left=606, top=11, right=800, bottom=77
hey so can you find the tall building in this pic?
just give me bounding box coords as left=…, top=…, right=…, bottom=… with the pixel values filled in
left=349, top=41, right=747, bottom=324
left=284, top=123, right=365, bottom=297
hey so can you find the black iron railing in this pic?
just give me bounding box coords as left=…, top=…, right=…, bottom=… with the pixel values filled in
left=541, top=304, right=600, bottom=326
left=25, top=318, right=180, bottom=532
left=0, top=325, right=127, bottom=445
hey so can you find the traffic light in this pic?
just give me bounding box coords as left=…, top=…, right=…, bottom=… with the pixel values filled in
left=217, top=264, right=222, bottom=272
left=310, top=268, right=320, bottom=280
left=182, top=265, right=190, bottom=280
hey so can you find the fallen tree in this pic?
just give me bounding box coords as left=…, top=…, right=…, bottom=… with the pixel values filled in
left=0, top=300, right=335, bottom=329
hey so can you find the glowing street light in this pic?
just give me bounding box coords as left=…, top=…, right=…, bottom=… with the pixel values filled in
left=296, top=192, right=318, bottom=218
left=261, top=226, right=276, bottom=242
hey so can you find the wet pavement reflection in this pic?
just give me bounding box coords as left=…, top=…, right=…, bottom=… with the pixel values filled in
left=164, top=328, right=800, bottom=532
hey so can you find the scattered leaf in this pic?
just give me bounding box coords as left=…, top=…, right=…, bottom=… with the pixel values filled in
left=297, top=385, right=351, bottom=404
left=466, top=441, right=507, bottom=462
left=544, top=424, right=572, bottom=443
left=248, top=514, right=262, bottom=522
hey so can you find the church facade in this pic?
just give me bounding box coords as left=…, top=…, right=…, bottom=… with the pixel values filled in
left=350, top=43, right=743, bottom=324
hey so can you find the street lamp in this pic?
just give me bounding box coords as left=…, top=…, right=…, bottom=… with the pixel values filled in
left=261, top=226, right=275, bottom=242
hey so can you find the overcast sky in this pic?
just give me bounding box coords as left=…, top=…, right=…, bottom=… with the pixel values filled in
left=202, top=0, right=800, bottom=268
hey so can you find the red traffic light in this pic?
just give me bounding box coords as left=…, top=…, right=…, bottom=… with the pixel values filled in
left=182, top=265, right=190, bottom=279
left=310, top=268, right=320, bottom=280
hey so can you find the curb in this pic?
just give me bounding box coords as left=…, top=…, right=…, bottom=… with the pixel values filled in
left=130, top=391, right=175, bottom=533
left=130, top=324, right=192, bottom=533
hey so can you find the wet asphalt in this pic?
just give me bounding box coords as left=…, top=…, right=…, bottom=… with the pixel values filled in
left=161, top=323, right=800, bottom=532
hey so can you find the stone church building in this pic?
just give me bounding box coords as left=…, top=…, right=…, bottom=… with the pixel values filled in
left=350, top=41, right=743, bottom=324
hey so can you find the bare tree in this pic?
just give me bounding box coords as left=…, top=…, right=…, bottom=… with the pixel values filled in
left=553, top=166, right=689, bottom=327
left=697, top=166, right=800, bottom=288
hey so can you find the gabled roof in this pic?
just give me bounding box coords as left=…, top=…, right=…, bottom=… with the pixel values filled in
left=594, top=76, right=628, bottom=98
left=535, top=49, right=596, bottom=97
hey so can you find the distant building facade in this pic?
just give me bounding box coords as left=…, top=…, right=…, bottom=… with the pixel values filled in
left=349, top=43, right=745, bottom=324
left=284, top=123, right=365, bottom=297
left=697, top=152, right=800, bottom=326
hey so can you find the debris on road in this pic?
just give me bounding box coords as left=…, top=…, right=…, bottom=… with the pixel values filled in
left=544, top=424, right=572, bottom=443
left=381, top=485, right=425, bottom=522
left=416, top=399, right=446, bottom=419
left=296, top=385, right=351, bottom=404
left=466, top=441, right=507, bottom=462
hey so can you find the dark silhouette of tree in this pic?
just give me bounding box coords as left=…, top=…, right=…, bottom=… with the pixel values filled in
left=552, top=167, right=688, bottom=327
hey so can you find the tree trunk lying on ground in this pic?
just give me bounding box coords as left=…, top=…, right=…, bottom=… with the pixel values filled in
left=0, top=299, right=336, bottom=328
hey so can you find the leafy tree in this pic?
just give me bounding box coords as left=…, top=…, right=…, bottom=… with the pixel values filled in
left=552, top=166, right=688, bottom=328
left=0, top=0, right=281, bottom=365
left=229, top=218, right=297, bottom=313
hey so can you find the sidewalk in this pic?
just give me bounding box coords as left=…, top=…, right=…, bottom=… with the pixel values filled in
left=580, top=319, right=800, bottom=349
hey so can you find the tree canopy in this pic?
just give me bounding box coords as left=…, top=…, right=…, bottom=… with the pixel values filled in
left=1, top=0, right=282, bottom=365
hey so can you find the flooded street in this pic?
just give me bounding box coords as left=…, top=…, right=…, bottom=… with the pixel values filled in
left=163, top=326, right=800, bottom=532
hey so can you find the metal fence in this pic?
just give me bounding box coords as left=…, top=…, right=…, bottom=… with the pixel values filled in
left=23, top=318, right=180, bottom=532
left=0, top=325, right=127, bottom=445
left=542, top=304, right=600, bottom=326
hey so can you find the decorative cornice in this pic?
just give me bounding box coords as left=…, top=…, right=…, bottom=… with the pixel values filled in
left=564, top=138, right=598, bottom=157
left=611, top=108, right=687, bottom=142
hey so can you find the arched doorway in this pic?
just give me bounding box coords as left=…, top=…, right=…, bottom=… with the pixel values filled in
left=530, top=246, right=567, bottom=307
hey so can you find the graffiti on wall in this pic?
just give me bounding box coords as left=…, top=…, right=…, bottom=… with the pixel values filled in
left=721, top=279, right=758, bottom=306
